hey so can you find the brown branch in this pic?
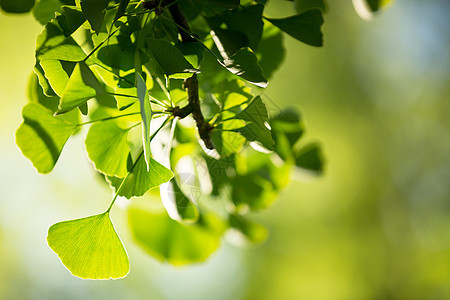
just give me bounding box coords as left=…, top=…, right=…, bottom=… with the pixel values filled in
left=165, top=3, right=214, bottom=149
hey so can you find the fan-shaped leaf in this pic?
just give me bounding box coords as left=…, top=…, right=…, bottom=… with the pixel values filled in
left=128, top=209, right=225, bottom=265
left=58, top=61, right=99, bottom=113
left=47, top=213, right=129, bottom=279
left=16, top=103, right=77, bottom=173
left=85, top=121, right=131, bottom=177
left=108, top=153, right=173, bottom=199
left=267, top=9, right=324, bottom=47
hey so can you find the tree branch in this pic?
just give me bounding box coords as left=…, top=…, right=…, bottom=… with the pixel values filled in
left=165, top=2, right=214, bottom=149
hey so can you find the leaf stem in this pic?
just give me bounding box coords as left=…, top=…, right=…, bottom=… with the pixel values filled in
left=105, top=116, right=173, bottom=212
left=77, top=112, right=140, bottom=126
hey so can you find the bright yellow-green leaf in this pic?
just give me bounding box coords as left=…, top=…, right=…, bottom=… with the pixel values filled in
left=107, top=153, right=174, bottom=199
left=58, top=62, right=99, bottom=113
left=136, top=73, right=152, bottom=170
left=40, top=59, right=76, bottom=96
left=36, top=21, right=87, bottom=62
left=47, top=213, right=129, bottom=280
left=128, top=208, right=225, bottom=265
left=85, top=121, right=131, bottom=177
left=16, top=103, right=77, bottom=173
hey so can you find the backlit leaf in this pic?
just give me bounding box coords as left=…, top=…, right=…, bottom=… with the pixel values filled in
left=108, top=153, right=173, bottom=199
left=47, top=212, right=129, bottom=279
left=136, top=73, right=152, bottom=170
left=128, top=208, right=225, bottom=265
left=36, top=21, right=87, bottom=61
left=58, top=61, right=99, bottom=113
left=85, top=121, right=131, bottom=177
left=16, top=103, right=77, bottom=173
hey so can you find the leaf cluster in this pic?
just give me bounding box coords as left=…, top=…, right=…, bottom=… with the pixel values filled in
left=7, top=0, right=393, bottom=279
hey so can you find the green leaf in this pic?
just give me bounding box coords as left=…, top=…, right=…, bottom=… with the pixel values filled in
left=80, top=0, right=110, bottom=34
left=222, top=48, right=268, bottom=88
left=34, top=63, right=57, bottom=97
left=85, top=121, right=131, bottom=177
left=235, top=96, right=274, bottom=151
left=147, top=38, right=199, bottom=76
left=0, top=0, right=35, bottom=13
left=211, top=119, right=246, bottom=156
left=136, top=73, right=152, bottom=171
left=16, top=103, right=77, bottom=173
left=175, top=42, right=204, bottom=68
left=47, top=213, right=129, bottom=279
left=58, top=61, right=99, bottom=113
left=294, top=143, right=324, bottom=173
left=108, top=153, right=173, bottom=199
left=56, top=6, right=86, bottom=37
left=28, top=71, right=59, bottom=112
left=295, top=0, right=327, bottom=13
left=128, top=208, right=225, bottom=265
left=114, top=0, right=130, bottom=21
left=97, top=35, right=137, bottom=71
left=229, top=214, right=268, bottom=244
left=266, top=9, right=324, bottom=47
left=32, top=0, right=62, bottom=25
left=256, top=23, right=285, bottom=79
left=40, top=59, right=76, bottom=96
left=232, top=174, right=277, bottom=211
left=36, top=21, right=87, bottom=61
left=271, top=108, right=305, bottom=160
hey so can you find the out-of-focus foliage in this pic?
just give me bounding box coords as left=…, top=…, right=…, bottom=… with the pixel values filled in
left=0, top=0, right=448, bottom=298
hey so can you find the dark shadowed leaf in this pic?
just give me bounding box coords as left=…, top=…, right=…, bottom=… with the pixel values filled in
left=0, top=0, right=35, bottom=13
left=80, top=0, right=110, bottom=34
left=147, top=38, right=199, bottom=76
left=32, top=0, right=62, bottom=24
left=222, top=48, right=268, bottom=88
left=267, top=9, right=324, bottom=47
left=294, top=143, right=324, bottom=173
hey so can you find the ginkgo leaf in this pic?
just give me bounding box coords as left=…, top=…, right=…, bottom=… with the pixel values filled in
left=107, top=152, right=173, bottom=199
left=228, top=214, right=268, bottom=244
left=36, top=21, right=87, bottom=62
left=222, top=48, right=268, bottom=88
left=58, top=61, right=99, bottom=113
left=235, top=96, right=274, bottom=151
left=16, top=103, right=77, bottom=173
left=294, top=143, right=324, bottom=173
left=266, top=10, right=324, bottom=47
left=47, top=212, right=129, bottom=280
left=80, top=0, right=110, bottom=34
left=85, top=121, right=131, bottom=177
left=136, top=73, right=152, bottom=171
left=147, top=38, right=199, bottom=76
left=40, top=59, right=76, bottom=96
left=128, top=208, right=225, bottom=266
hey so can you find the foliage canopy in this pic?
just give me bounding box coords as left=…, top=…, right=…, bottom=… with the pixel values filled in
left=5, top=0, right=390, bottom=279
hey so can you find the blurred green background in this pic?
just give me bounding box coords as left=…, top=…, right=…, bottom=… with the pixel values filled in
left=1, top=0, right=449, bottom=299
